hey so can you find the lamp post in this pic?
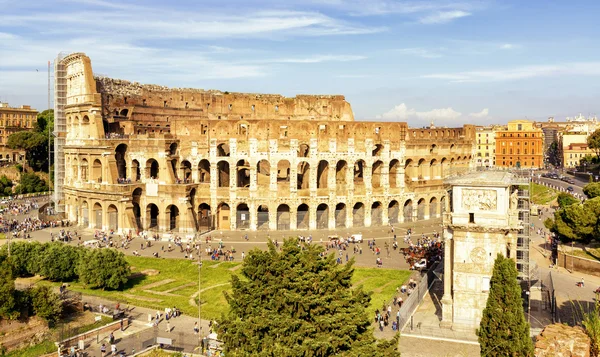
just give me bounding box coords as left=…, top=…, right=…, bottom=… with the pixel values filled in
left=196, top=231, right=203, bottom=350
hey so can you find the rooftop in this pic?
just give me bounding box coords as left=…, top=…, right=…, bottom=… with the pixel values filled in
left=445, top=171, right=529, bottom=187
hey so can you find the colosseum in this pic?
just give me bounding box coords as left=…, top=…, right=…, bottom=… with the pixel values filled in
left=55, top=52, right=475, bottom=235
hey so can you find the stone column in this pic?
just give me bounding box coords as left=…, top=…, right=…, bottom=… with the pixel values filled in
left=329, top=161, right=336, bottom=194
left=192, top=168, right=199, bottom=183
left=309, top=205, right=317, bottom=230
left=290, top=165, right=298, bottom=194
left=346, top=204, right=353, bottom=228
left=249, top=202, right=257, bottom=231
left=268, top=206, right=277, bottom=231
left=412, top=201, right=418, bottom=221
left=328, top=204, right=336, bottom=229
left=230, top=204, right=237, bottom=230
left=290, top=206, right=297, bottom=231
left=381, top=163, right=390, bottom=189
left=249, top=166, right=258, bottom=197
left=423, top=201, right=430, bottom=220
left=382, top=204, right=389, bottom=225
left=365, top=204, right=372, bottom=227
left=441, top=229, right=454, bottom=328
left=269, top=165, right=277, bottom=192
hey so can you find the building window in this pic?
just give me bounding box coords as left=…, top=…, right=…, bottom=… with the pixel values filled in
left=518, top=124, right=522, bottom=130
left=502, top=149, right=506, bottom=154
left=469, top=213, right=475, bottom=223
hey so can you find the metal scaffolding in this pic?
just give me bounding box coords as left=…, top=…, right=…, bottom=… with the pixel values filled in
left=53, top=53, right=67, bottom=213
left=513, top=174, right=531, bottom=284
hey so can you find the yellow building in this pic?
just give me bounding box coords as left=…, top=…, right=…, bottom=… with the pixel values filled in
left=560, top=132, right=595, bottom=168
left=0, top=103, right=38, bottom=163
left=475, top=125, right=503, bottom=167
left=495, top=120, right=544, bottom=169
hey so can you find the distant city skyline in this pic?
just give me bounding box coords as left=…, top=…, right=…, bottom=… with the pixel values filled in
left=1, top=0, right=600, bottom=127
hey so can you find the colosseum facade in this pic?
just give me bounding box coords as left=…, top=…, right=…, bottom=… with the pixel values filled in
left=57, top=53, right=475, bottom=234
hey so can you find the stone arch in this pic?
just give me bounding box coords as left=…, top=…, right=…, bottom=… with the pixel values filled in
left=236, top=160, right=251, bottom=188
left=335, top=203, right=346, bottom=228
left=217, top=143, right=230, bottom=157
left=256, top=159, right=270, bottom=188
left=317, top=160, right=329, bottom=189
left=277, top=160, right=290, bottom=193
left=298, top=143, right=309, bottom=158
left=372, top=143, right=383, bottom=156
left=354, top=160, right=365, bottom=187
left=169, top=142, right=178, bottom=156
left=92, top=159, right=103, bottom=183
left=297, top=162, right=310, bottom=190
left=93, top=202, right=103, bottom=229
left=108, top=204, right=118, bottom=231
left=372, top=160, right=383, bottom=188
left=316, top=203, right=329, bottom=229
left=115, top=144, right=127, bottom=180
left=417, top=198, right=426, bottom=220
left=336, top=160, right=347, bottom=186
left=277, top=204, right=290, bottom=230
left=429, top=197, right=438, bottom=218
left=198, top=159, right=210, bottom=183
left=404, top=159, right=414, bottom=181
left=71, top=157, right=78, bottom=181
left=388, top=200, right=399, bottom=224
left=417, top=158, right=426, bottom=179
left=257, top=204, right=269, bottom=230
left=80, top=159, right=88, bottom=181
left=430, top=158, right=438, bottom=179
left=131, top=159, right=141, bottom=182
left=440, top=196, right=446, bottom=214
left=403, top=200, right=413, bottom=222
left=82, top=115, right=90, bottom=124
left=353, top=202, right=365, bottom=227
left=147, top=203, right=159, bottom=230
left=146, top=159, right=159, bottom=179
left=217, top=161, right=230, bottom=188
left=217, top=202, right=230, bottom=230
left=297, top=203, right=309, bottom=229
left=81, top=200, right=89, bottom=227
left=236, top=203, right=250, bottom=229
left=389, top=159, right=400, bottom=187
left=198, top=203, right=212, bottom=232
left=180, top=160, right=192, bottom=183
left=371, top=201, right=382, bottom=226
left=132, top=188, right=143, bottom=230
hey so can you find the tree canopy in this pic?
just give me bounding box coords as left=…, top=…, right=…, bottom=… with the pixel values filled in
left=0, top=258, right=17, bottom=320
left=219, top=239, right=400, bottom=357
left=77, top=249, right=130, bottom=290
left=14, top=172, right=49, bottom=194
left=478, top=254, right=533, bottom=356
left=0, top=175, right=13, bottom=196
left=6, top=109, right=53, bottom=172
left=557, top=192, right=579, bottom=209
left=546, top=197, right=600, bottom=242
left=584, top=183, right=600, bottom=199
left=588, top=129, right=600, bottom=159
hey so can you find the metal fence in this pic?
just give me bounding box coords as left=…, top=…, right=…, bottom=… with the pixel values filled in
left=397, top=261, right=441, bottom=330
left=335, top=209, right=346, bottom=228
left=542, top=272, right=557, bottom=323
left=257, top=212, right=269, bottom=230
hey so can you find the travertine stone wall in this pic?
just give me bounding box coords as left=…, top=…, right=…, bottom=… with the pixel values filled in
left=60, top=53, right=475, bottom=234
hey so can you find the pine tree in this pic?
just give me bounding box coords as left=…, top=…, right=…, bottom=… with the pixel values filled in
left=219, top=239, right=400, bottom=356
left=478, top=254, right=533, bottom=356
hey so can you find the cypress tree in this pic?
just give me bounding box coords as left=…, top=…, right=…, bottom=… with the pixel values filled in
left=219, top=239, right=400, bottom=356
left=478, top=254, right=533, bottom=356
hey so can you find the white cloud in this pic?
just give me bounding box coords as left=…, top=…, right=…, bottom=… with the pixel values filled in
left=469, top=108, right=489, bottom=118
left=395, top=48, right=443, bottom=59
left=376, top=103, right=462, bottom=122
left=416, top=107, right=462, bottom=120
left=419, top=10, right=471, bottom=24
left=262, top=55, right=367, bottom=64
left=422, top=62, right=600, bottom=82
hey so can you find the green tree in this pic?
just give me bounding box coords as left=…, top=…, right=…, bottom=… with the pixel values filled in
left=6, top=109, right=53, bottom=172
left=0, top=258, right=17, bottom=320
left=584, top=183, right=600, bottom=199
left=588, top=129, right=600, bottom=159
left=219, top=239, right=400, bottom=357
left=28, top=285, right=63, bottom=325
left=557, top=192, right=579, bottom=208
left=77, top=249, right=130, bottom=290
left=14, top=172, right=49, bottom=194
left=39, top=243, right=80, bottom=282
left=478, top=254, right=533, bottom=356
left=546, top=197, right=600, bottom=242
left=0, top=175, right=13, bottom=196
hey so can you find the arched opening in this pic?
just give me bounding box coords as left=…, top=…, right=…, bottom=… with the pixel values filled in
left=115, top=144, right=127, bottom=180
left=429, top=197, right=438, bottom=218
left=217, top=203, right=230, bottom=230
left=256, top=160, right=270, bottom=188
left=388, top=200, right=399, bottom=224
left=82, top=115, right=90, bottom=124
left=71, top=158, right=78, bottom=181
left=335, top=203, right=346, bottom=228
left=403, top=200, right=413, bottom=222
left=440, top=158, right=448, bottom=178
left=165, top=205, right=179, bottom=231
left=198, top=203, right=212, bottom=232
left=297, top=162, right=310, bottom=190
left=417, top=158, right=426, bottom=180
left=120, top=109, right=129, bottom=117
left=180, top=160, right=192, bottom=183
left=217, top=161, right=230, bottom=188
left=81, top=200, right=89, bottom=227
left=170, top=158, right=179, bottom=181
left=430, top=159, right=438, bottom=179
left=198, top=160, right=210, bottom=183
left=277, top=160, right=290, bottom=193
left=277, top=204, right=290, bottom=230
left=353, top=202, right=365, bottom=227
left=131, top=159, right=141, bottom=182
left=354, top=160, right=365, bottom=193
left=169, top=143, right=178, bottom=156
left=297, top=203, right=309, bottom=230
left=441, top=196, right=446, bottom=214
left=93, top=202, right=103, bottom=229
left=404, top=159, right=414, bottom=182
left=372, top=160, right=383, bottom=188
left=217, top=143, right=230, bottom=157
left=92, top=159, right=103, bottom=183
left=237, top=160, right=251, bottom=188
left=317, top=160, right=329, bottom=189
left=257, top=205, right=269, bottom=230
left=389, top=159, right=400, bottom=188
left=132, top=188, right=142, bottom=230
left=316, top=203, right=329, bottom=229
left=80, top=159, right=88, bottom=181
left=336, top=160, right=347, bottom=187
left=146, top=204, right=159, bottom=230
left=372, top=144, right=383, bottom=156
left=371, top=201, right=382, bottom=226
left=298, top=143, right=309, bottom=158
left=108, top=204, right=118, bottom=231
left=146, top=159, right=159, bottom=179
left=417, top=198, right=426, bottom=220
left=236, top=203, right=250, bottom=229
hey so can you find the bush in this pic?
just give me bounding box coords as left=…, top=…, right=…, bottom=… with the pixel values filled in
left=28, top=286, right=62, bottom=325
left=0, top=175, right=12, bottom=197
left=0, top=260, right=17, bottom=320
left=39, top=243, right=81, bottom=282
left=15, top=164, right=23, bottom=173
left=14, top=173, right=48, bottom=195
left=78, top=249, right=130, bottom=290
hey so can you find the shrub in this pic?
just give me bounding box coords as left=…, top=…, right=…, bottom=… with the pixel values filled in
left=78, top=249, right=129, bottom=290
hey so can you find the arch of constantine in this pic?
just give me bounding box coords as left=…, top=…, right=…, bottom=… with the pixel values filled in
left=57, top=53, right=475, bottom=233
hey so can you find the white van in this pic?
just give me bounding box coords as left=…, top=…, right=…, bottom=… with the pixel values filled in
left=349, top=234, right=363, bottom=243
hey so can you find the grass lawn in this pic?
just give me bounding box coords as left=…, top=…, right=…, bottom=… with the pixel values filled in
left=4, top=340, right=56, bottom=357
left=531, top=183, right=559, bottom=205
left=570, top=247, right=600, bottom=262
left=48, top=256, right=411, bottom=321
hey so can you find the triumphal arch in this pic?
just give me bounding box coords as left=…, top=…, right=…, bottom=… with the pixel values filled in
left=55, top=52, right=475, bottom=234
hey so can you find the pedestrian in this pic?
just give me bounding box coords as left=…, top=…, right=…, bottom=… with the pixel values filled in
left=109, top=332, right=114, bottom=344
left=194, top=321, right=199, bottom=335
left=581, top=277, right=585, bottom=287
left=120, top=318, right=124, bottom=331
left=166, top=321, right=171, bottom=332
left=100, top=343, right=106, bottom=357
left=111, top=343, right=117, bottom=356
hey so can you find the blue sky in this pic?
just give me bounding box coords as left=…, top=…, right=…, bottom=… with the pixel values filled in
left=1, top=0, right=600, bottom=127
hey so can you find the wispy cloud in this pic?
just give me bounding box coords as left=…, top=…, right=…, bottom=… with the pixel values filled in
left=261, top=55, right=367, bottom=64
left=376, top=103, right=462, bottom=122
left=419, top=10, right=471, bottom=24
left=395, top=47, right=443, bottom=58
left=422, top=62, right=600, bottom=82
left=469, top=108, right=489, bottom=118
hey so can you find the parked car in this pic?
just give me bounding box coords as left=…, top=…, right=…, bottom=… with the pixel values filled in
left=567, top=186, right=574, bottom=192
left=348, top=234, right=363, bottom=243
left=412, top=258, right=427, bottom=270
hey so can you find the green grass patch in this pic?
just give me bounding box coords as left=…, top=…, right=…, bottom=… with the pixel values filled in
left=4, top=340, right=56, bottom=357
left=531, top=183, right=559, bottom=205
left=68, top=315, right=113, bottom=336
left=46, top=256, right=411, bottom=321
left=570, top=248, right=600, bottom=262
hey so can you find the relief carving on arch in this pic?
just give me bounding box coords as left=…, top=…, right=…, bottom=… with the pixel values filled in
left=461, top=189, right=497, bottom=211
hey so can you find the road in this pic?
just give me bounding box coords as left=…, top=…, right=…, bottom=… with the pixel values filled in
left=534, top=175, right=586, bottom=197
